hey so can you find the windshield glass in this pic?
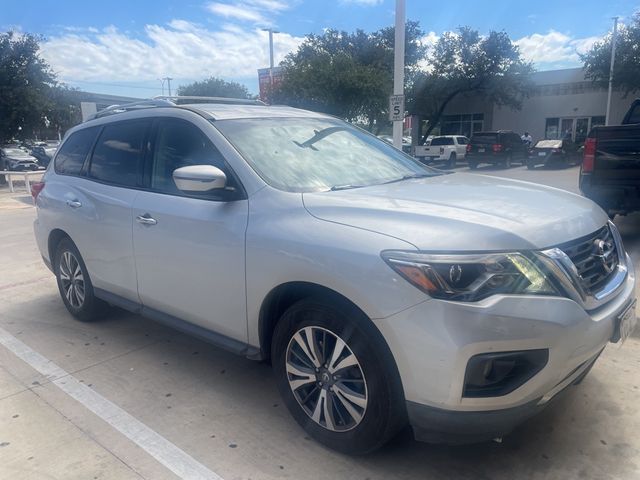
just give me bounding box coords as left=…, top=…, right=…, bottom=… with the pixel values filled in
left=470, top=133, right=498, bottom=144
left=216, top=117, right=440, bottom=192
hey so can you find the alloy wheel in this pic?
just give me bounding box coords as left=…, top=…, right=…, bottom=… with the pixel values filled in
left=285, top=326, right=368, bottom=432
left=59, top=251, right=85, bottom=308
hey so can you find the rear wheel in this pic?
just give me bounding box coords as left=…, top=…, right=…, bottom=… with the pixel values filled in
left=271, top=298, right=406, bottom=454
left=526, top=159, right=536, bottom=170
left=468, top=161, right=478, bottom=170
left=54, top=238, right=108, bottom=321
left=503, top=155, right=512, bottom=169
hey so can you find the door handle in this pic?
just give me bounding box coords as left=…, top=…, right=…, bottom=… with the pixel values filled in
left=66, top=200, right=82, bottom=208
left=136, top=214, right=157, bottom=226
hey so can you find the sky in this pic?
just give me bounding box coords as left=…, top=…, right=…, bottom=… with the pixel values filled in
left=1, top=0, right=638, bottom=98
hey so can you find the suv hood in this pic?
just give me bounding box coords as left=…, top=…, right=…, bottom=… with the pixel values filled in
left=302, top=173, right=608, bottom=251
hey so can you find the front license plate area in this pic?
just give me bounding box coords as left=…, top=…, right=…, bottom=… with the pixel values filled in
left=612, top=299, right=637, bottom=343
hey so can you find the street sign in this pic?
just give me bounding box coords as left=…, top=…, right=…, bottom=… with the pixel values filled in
left=389, top=94, right=405, bottom=122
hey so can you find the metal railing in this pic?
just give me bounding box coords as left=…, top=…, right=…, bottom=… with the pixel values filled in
left=0, top=170, right=44, bottom=193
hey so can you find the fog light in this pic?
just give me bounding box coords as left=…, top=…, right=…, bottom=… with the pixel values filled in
left=463, top=349, right=548, bottom=398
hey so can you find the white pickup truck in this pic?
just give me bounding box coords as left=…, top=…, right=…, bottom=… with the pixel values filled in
left=414, top=135, right=469, bottom=168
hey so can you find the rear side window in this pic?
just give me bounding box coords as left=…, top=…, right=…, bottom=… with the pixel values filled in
left=625, top=103, right=640, bottom=124
left=457, top=137, right=468, bottom=145
left=470, top=133, right=497, bottom=145
left=430, top=137, right=454, bottom=146
left=54, top=127, right=99, bottom=176
left=89, top=120, right=149, bottom=187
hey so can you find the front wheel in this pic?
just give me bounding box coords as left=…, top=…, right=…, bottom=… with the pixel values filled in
left=54, top=238, right=108, bottom=321
left=271, top=298, right=406, bottom=454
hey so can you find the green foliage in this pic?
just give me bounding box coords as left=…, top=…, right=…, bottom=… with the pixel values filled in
left=582, top=13, right=640, bottom=96
left=0, top=32, right=54, bottom=142
left=271, top=22, right=426, bottom=132
left=409, top=27, right=534, bottom=141
left=177, top=76, right=250, bottom=98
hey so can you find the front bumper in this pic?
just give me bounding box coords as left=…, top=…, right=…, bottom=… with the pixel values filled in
left=372, top=256, right=635, bottom=443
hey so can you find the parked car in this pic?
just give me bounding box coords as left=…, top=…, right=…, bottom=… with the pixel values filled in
left=377, top=134, right=412, bottom=154
left=30, top=143, right=58, bottom=168
left=526, top=139, right=581, bottom=169
left=414, top=135, right=468, bottom=168
left=466, top=131, right=529, bottom=169
left=32, top=97, right=636, bottom=454
left=0, top=146, right=40, bottom=171
left=580, top=99, right=640, bottom=217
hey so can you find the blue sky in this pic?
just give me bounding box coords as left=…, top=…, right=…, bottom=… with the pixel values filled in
left=2, top=0, right=638, bottom=97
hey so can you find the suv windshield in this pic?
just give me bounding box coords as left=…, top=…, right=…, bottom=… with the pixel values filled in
left=216, top=117, right=440, bottom=192
left=470, top=133, right=498, bottom=145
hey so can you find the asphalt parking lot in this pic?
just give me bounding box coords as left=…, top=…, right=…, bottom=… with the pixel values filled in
left=1, top=164, right=639, bottom=480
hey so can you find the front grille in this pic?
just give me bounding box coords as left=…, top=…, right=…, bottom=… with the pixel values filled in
left=557, top=226, right=619, bottom=293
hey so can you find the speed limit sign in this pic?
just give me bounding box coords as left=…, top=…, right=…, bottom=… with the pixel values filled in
left=389, top=94, right=405, bottom=121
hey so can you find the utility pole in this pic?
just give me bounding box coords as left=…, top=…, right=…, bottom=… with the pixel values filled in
left=159, top=78, right=166, bottom=96
left=605, top=17, right=619, bottom=126
left=162, top=77, right=173, bottom=97
left=262, top=28, right=279, bottom=89
left=392, top=0, right=406, bottom=149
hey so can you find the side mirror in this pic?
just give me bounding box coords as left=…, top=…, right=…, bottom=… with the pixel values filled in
left=173, top=165, right=227, bottom=192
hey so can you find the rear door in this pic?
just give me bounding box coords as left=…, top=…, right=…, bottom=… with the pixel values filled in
left=132, top=118, right=249, bottom=341
left=456, top=137, right=468, bottom=157
left=79, top=119, right=150, bottom=301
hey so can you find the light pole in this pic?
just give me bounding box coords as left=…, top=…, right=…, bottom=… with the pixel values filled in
left=262, top=28, right=280, bottom=88
left=392, top=0, right=406, bottom=149
left=162, top=77, right=173, bottom=97
left=605, top=17, right=619, bottom=126
left=159, top=78, right=166, bottom=96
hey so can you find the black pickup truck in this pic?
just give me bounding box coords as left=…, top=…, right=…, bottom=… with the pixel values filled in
left=580, top=99, right=640, bottom=217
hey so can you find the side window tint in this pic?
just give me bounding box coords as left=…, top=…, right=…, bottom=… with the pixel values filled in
left=90, top=120, right=148, bottom=187
left=55, top=127, right=99, bottom=175
left=151, top=120, right=228, bottom=196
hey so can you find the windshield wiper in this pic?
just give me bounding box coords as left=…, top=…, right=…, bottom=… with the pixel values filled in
left=330, top=184, right=364, bottom=191
left=382, top=173, right=436, bottom=185
left=294, top=126, right=350, bottom=149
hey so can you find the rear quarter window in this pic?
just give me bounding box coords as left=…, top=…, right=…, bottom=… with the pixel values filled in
left=54, top=127, right=100, bottom=176
left=430, top=137, right=454, bottom=146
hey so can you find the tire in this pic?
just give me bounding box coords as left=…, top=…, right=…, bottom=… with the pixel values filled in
left=503, top=155, right=512, bottom=169
left=468, top=161, right=478, bottom=170
left=526, top=160, right=535, bottom=170
left=447, top=153, right=457, bottom=169
left=271, top=298, right=406, bottom=454
left=54, top=237, right=108, bottom=321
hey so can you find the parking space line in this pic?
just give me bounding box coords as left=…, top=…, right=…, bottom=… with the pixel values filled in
left=0, top=327, right=224, bottom=480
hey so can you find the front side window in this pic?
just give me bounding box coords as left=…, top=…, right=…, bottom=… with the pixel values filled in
left=215, top=117, right=439, bottom=192
left=89, top=120, right=149, bottom=187
left=55, top=127, right=99, bottom=176
left=150, top=119, right=228, bottom=196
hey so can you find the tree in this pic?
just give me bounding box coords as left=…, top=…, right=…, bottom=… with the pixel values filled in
left=409, top=27, right=534, bottom=142
left=582, top=13, right=640, bottom=96
left=177, top=76, right=250, bottom=98
left=0, top=32, right=57, bottom=143
left=271, top=22, right=426, bottom=132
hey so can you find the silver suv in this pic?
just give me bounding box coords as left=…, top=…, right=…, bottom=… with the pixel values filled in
left=32, top=97, right=637, bottom=453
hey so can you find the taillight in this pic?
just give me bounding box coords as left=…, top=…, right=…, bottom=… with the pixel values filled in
left=31, top=181, right=45, bottom=201
left=492, top=144, right=503, bottom=153
left=582, top=137, right=597, bottom=173
left=439, top=147, right=445, bottom=155
left=466, top=144, right=472, bottom=153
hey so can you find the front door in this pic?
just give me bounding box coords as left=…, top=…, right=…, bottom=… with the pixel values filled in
left=132, top=118, right=249, bottom=341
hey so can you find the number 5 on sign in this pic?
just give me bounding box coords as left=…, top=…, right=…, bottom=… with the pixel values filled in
left=389, top=95, right=405, bottom=122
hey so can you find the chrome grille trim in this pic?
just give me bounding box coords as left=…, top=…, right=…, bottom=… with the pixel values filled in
left=536, top=221, right=628, bottom=311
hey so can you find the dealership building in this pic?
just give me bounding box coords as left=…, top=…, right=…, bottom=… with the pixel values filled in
left=423, top=67, right=637, bottom=144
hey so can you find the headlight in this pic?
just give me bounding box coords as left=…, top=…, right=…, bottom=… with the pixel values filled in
left=381, top=251, right=558, bottom=302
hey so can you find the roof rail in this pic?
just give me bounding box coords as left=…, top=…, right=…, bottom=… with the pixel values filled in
left=85, top=96, right=266, bottom=121
left=153, top=95, right=266, bottom=106
left=87, top=99, right=175, bottom=121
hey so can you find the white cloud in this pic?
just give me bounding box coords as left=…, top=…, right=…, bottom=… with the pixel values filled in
left=39, top=21, right=304, bottom=84
left=340, top=0, right=384, bottom=5
left=515, top=30, right=601, bottom=67
left=205, top=0, right=292, bottom=26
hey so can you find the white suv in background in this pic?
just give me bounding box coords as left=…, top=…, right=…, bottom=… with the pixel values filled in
left=32, top=97, right=636, bottom=454
left=414, top=135, right=469, bottom=168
